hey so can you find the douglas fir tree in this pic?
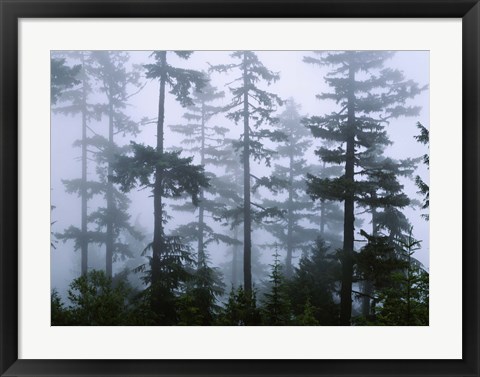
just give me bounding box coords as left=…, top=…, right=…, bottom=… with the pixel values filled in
left=210, top=51, right=284, bottom=295
left=304, top=51, right=424, bottom=325
left=112, top=51, right=209, bottom=324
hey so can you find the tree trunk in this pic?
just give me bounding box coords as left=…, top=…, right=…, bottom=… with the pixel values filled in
left=232, top=226, right=239, bottom=287
left=362, top=205, right=378, bottom=316
left=406, top=250, right=411, bottom=325
left=320, top=162, right=326, bottom=236
left=285, top=151, right=294, bottom=279
left=106, top=100, right=114, bottom=279
left=242, top=52, right=252, bottom=294
left=152, top=51, right=167, bottom=313
left=80, top=53, right=88, bottom=277
left=320, top=200, right=326, bottom=236
left=340, top=63, right=356, bottom=325
left=197, top=102, right=206, bottom=267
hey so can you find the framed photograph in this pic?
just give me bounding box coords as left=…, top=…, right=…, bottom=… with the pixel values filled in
left=1, top=0, right=478, bottom=376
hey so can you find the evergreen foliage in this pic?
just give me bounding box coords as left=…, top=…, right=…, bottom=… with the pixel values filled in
left=303, top=51, right=424, bottom=324
left=55, top=270, right=132, bottom=325
left=51, top=57, right=81, bottom=104
left=355, top=229, right=429, bottom=325
left=53, top=51, right=104, bottom=276
left=169, top=77, right=239, bottom=266
left=111, top=51, right=208, bottom=324
left=217, top=286, right=262, bottom=326
left=261, top=250, right=292, bottom=325
left=260, top=99, right=319, bottom=277
left=414, top=122, right=430, bottom=220
left=210, top=51, right=284, bottom=295
left=288, top=239, right=340, bottom=325
left=87, top=51, right=143, bottom=278
left=51, top=50, right=429, bottom=327
left=178, top=258, right=225, bottom=325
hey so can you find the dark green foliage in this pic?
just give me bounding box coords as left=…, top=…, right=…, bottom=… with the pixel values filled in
left=51, top=50, right=428, bottom=327
left=51, top=290, right=72, bottom=325
left=51, top=270, right=132, bottom=325
left=296, top=299, right=320, bottom=326
left=288, top=239, right=340, bottom=325
left=217, top=286, right=262, bottom=326
left=112, top=144, right=209, bottom=204
left=303, top=51, right=424, bottom=324
left=144, top=51, right=207, bottom=107
left=112, top=50, right=209, bottom=323
left=355, top=230, right=409, bottom=305
left=178, top=260, right=225, bottom=325
left=374, top=268, right=429, bottom=326
left=375, top=231, right=428, bottom=325
left=133, top=238, right=194, bottom=325
left=261, top=251, right=292, bottom=325
left=355, top=229, right=429, bottom=325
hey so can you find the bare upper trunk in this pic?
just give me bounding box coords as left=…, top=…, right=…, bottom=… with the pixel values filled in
left=339, top=64, right=356, bottom=325
left=242, top=52, right=252, bottom=294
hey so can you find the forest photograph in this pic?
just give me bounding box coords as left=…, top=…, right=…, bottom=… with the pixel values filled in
left=50, top=50, right=429, bottom=326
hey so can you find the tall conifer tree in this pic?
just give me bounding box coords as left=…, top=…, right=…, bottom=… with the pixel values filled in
left=210, top=51, right=283, bottom=294
left=86, top=51, right=143, bottom=278
left=53, top=51, right=103, bottom=276
left=304, top=51, right=424, bottom=324
left=112, top=51, right=209, bottom=323
left=169, top=77, right=236, bottom=265
left=260, top=99, right=316, bottom=278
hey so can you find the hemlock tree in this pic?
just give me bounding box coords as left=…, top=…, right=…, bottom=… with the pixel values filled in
left=53, top=51, right=103, bottom=276
left=210, top=51, right=284, bottom=295
left=111, top=51, right=209, bottom=323
left=304, top=51, right=424, bottom=325
left=87, top=51, right=143, bottom=278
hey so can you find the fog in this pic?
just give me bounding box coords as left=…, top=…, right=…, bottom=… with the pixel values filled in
left=51, top=50, right=429, bottom=326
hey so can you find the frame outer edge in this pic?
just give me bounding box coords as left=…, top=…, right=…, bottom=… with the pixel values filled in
left=0, top=0, right=19, bottom=376
left=463, top=1, right=480, bottom=376
left=1, top=0, right=479, bottom=376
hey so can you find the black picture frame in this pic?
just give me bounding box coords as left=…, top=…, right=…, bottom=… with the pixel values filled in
left=1, top=1, right=479, bottom=376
